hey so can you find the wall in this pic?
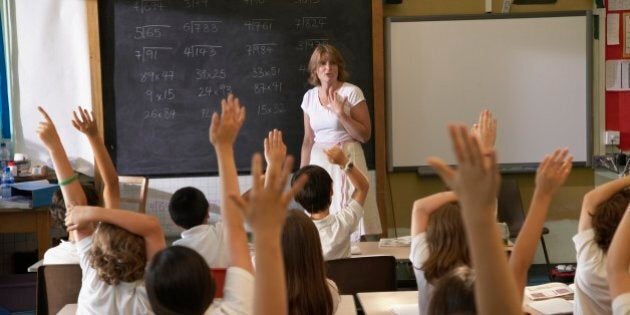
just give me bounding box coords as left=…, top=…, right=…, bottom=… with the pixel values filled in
left=382, top=0, right=596, bottom=264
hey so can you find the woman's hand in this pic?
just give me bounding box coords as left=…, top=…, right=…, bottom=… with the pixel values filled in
left=325, top=86, right=347, bottom=117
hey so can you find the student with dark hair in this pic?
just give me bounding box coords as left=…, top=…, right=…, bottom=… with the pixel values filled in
left=607, top=204, right=630, bottom=315
left=292, top=145, right=368, bottom=260
left=428, top=266, right=476, bottom=315
left=145, top=246, right=215, bottom=315
left=574, top=175, right=630, bottom=315
left=168, top=186, right=228, bottom=268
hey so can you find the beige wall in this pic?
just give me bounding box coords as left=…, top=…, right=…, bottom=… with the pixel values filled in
left=380, top=1, right=595, bottom=241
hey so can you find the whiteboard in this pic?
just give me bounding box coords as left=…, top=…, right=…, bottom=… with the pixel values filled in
left=386, top=13, right=592, bottom=172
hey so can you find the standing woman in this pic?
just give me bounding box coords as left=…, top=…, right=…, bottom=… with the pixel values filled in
left=300, top=44, right=381, bottom=240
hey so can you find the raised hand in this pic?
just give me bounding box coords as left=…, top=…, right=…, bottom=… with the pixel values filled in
left=427, top=124, right=500, bottom=216
left=36, top=107, right=62, bottom=149
left=264, top=129, right=287, bottom=168
left=471, top=109, right=497, bottom=153
left=325, top=86, right=347, bottom=117
left=209, top=94, right=246, bottom=147
left=64, top=205, right=92, bottom=231
left=230, top=154, right=307, bottom=234
left=71, top=106, right=98, bottom=138
left=324, top=145, right=348, bottom=167
left=535, top=148, right=572, bottom=196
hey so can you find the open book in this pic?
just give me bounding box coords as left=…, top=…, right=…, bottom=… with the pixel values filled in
left=525, top=282, right=575, bottom=301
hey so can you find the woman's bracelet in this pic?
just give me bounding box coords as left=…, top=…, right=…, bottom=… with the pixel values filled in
left=59, top=174, right=78, bottom=187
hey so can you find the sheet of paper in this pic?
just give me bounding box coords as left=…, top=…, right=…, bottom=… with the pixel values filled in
left=609, top=0, right=630, bottom=10
left=605, top=60, right=630, bottom=91
left=608, top=14, right=620, bottom=45
left=625, top=15, right=630, bottom=55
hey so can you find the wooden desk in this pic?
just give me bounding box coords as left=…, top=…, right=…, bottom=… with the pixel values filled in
left=354, top=242, right=410, bottom=260
left=0, top=207, right=50, bottom=258
left=338, top=295, right=357, bottom=315
left=357, top=291, right=418, bottom=315
left=57, top=303, right=77, bottom=315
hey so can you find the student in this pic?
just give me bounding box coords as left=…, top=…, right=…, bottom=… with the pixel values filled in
left=574, top=175, right=630, bottom=315
left=428, top=266, right=476, bottom=315
left=43, top=186, right=98, bottom=265
left=266, top=129, right=339, bottom=314
left=292, top=145, right=368, bottom=260
left=428, top=124, right=521, bottom=315
left=607, top=204, right=630, bottom=315
left=38, top=106, right=166, bottom=313
left=168, top=186, right=229, bottom=268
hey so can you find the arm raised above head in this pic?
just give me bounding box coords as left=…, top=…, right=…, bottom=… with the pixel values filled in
left=411, top=191, right=458, bottom=236
left=580, top=175, right=630, bottom=232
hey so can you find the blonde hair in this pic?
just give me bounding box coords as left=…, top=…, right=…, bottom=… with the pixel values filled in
left=307, top=44, right=349, bottom=86
left=89, top=223, right=146, bottom=285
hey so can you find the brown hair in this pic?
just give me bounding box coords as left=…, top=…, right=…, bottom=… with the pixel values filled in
left=421, top=202, right=471, bottom=283
left=591, top=187, right=630, bottom=252
left=89, top=223, right=146, bottom=285
left=428, top=266, right=476, bottom=315
left=282, top=209, right=334, bottom=315
left=307, top=44, right=349, bottom=86
left=49, top=185, right=100, bottom=235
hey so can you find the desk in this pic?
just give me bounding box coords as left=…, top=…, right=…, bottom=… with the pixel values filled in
left=57, top=303, right=77, bottom=315
left=354, top=242, right=410, bottom=260
left=338, top=295, right=357, bottom=315
left=0, top=207, right=50, bottom=258
left=357, top=291, right=418, bottom=315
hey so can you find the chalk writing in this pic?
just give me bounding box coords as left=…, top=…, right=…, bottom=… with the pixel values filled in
left=252, top=66, right=280, bottom=78
left=198, top=84, right=233, bottom=97
left=183, top=20, right=221, bottom=33
left=145, top=88, right=176, bottom=102
left=246, top=43, right=276, bottom=56
left=295, top=17, right=327, bottom=30
left=257, top=103, right=287, bottom=116
left=243, top=19, right=274, bottom=32
left=195, top=68, right=227, bottom=80
left=254, top=81, right=282, bottom=94
left=296, top=38, right=328, bottom=51
left=139, top=70, right=176, bottom=83
left=143, top=108, right=176, bottom=120
left=135, top=46, right=173, bottom=62
left=134, top=24, right=171, bottom=39
left=133, top=0, right=166, bottom=14
left=183, top=45, right=221, bottom=58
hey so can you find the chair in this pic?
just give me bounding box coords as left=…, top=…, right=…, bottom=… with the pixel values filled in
left=36, top=264, right=82, bottom=315
left=326, top=256, right=397, bottom=295
left=497, top=178, right=552, bottom=278
left=118, top=176, right=149, bottom=212
left=210, top=268, right=227, bottom=298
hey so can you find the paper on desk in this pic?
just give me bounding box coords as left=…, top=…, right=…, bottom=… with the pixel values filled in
left=606, top=60, right=630, bottom=91
left=379, top=235, right=412, bottom=247
left=609, top=0, right=630, bottom=10
left=11, top=180, right=55, bottom=191
left=608, top=14, right=620, bottom=45
left=526, top=298, right=573, bottom=315
left=390, top=304, right=419, bottom=315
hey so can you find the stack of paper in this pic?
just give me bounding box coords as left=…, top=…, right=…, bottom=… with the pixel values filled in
left=526, top=298, right=573, bottom=315
left=379, top=235, right=412, bottom=247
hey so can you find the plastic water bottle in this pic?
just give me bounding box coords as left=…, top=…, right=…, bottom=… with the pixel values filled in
left=1, top=167, right=14, bottom=199
left=0, top=143, right=10, bottom=170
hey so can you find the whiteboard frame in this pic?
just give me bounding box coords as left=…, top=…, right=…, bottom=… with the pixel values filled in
left=385, top=11, right=593, bottom=173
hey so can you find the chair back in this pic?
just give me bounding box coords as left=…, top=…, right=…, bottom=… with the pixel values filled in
left=210, top=268, right=227, bottom=298
left=497, top=178, right=526, bottom=238
left=326, top=256, right=397, bottom=294
left=36, top=264, right=82, bottom=315
left=119, top=176, right=149, bottom=212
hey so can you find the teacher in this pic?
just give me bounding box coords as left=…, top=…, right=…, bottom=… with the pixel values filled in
left=300, top=44, right=382, bottom=240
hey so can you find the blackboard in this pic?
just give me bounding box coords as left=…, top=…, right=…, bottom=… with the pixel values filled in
left=99, top=0, right=374, bottom=176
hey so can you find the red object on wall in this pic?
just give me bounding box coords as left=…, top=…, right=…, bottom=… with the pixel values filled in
left=606, top=1, right=630, bottom=150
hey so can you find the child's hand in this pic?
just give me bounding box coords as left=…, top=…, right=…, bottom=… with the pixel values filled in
left=535, top=148, right=572, bottom=196
left=324, top=146, right=348, bottom=167
left=264, top=129, right=287, bottom=169
left=230, top=154, right=307, bottom=235
left=428, top=125, right=500, bottom=218
left=36, top=107, right=62, bottom=149
left=64, top=205, right=92, bottom=231
left=209, top=94, right=246, bottom=147
left=324, top=86, right=347, bottom=117
left=471, top=109, right=497, bottom=153
left=71, top=106, right=98, bottom=138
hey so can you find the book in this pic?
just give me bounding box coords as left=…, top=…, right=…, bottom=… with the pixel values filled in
left=525, top=282, right=574, bottom=301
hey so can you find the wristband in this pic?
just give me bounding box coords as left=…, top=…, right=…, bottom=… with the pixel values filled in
left=59, top=174, right=78, bottom=186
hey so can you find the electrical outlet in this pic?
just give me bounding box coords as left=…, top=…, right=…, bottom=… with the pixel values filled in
left=605, top=130, right=621, bottom=145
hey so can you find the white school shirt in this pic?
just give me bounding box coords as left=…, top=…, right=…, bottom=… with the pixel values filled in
left=301, top=82, right=365, bottom=144
left=573, top=229, right=612, bottom=315
left=173, top=223, right=229, bottom=268
left=410, top=232, right=433, bottom=315
left=76, top=236, right=153, bottom=315
left=312, top=199, right=364, bottom=260
left=205, top=267, right=254, bottom=315
left=327, top=278, right=341, bottom=314
left=43, top=240, right=79, bottom=265
left=613, top=292, right=630, bottom=315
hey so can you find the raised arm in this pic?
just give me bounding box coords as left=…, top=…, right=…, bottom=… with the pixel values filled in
left=230, top=154, right=308, bottom=315
left=471, top=109, right=497, bottom=154
left=209, top=94, right=253, bottom=273
left=411, top=191, right=458, bottom=236
left=580, top=175, right=630, bottom=232
left=37, top=107, right=90, bottom=241
left=324, top=145, right=369, bottom=205
left=264, top=129, right=287, bottom=188
left=509, top=148, right=572, bottom=300
left=300, top=113, right=314, bottom=167
left=607, top=205, right=630, bottom=298
left=65, top=205, right=165, bottom=261
left=428, top=125, right=521, bottom=315
left=72, top=106, right=120, bottom=208
left=325, top=88, right=371, bottom=143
